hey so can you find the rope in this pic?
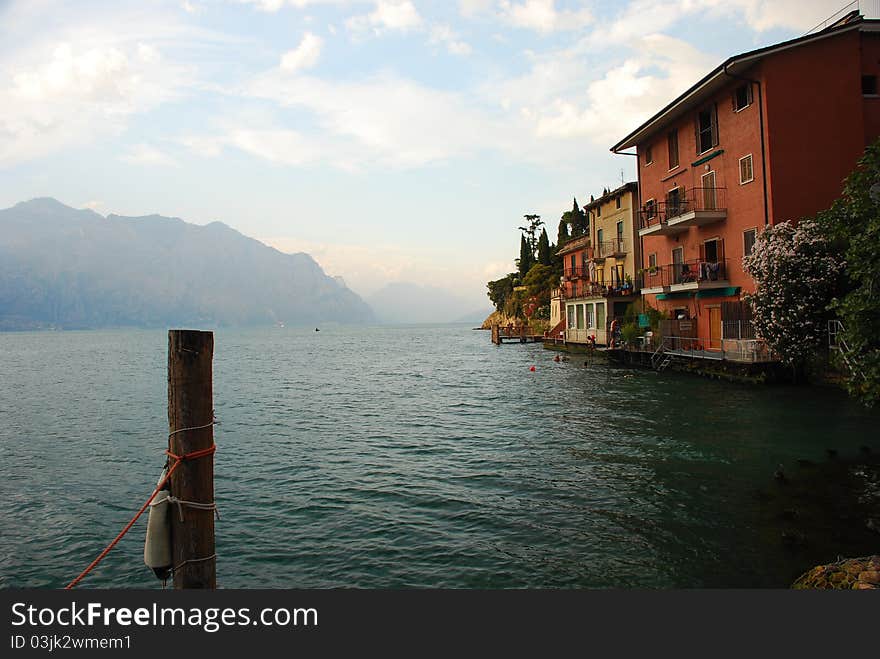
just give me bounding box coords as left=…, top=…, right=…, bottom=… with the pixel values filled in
left=64, top=425, right=217, bottom=590
left=167, top=495, right=220, bottom=522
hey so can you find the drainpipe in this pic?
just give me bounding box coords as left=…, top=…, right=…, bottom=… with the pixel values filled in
left=723, top=64, right=770, bottom=227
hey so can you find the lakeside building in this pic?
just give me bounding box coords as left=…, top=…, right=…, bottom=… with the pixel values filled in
left=555, top=182, right=641, bottom=345
left=610, top=12, right=880, bottom=362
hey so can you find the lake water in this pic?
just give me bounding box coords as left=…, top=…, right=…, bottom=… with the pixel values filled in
left=1, top=325, right=878, bottom=589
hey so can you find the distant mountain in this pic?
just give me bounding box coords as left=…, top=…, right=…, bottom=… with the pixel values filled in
left=366, top=282, right=477, bottom=325
left=0, top=198, right=375, bottom=330
left=454, top=308, right=495, bottom=325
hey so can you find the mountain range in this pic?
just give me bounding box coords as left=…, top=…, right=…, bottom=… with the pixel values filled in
left=0, top=198, right=374, bottom=330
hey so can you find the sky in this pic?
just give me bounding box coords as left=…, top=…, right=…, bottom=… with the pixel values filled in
left=0, top=0, right=853, bottom=311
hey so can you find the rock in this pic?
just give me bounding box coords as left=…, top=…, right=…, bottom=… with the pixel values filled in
left=857, top=570, right=880, bottom=584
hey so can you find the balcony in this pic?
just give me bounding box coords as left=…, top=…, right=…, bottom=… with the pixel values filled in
left=561, top=278, right=641, bottom=300
left=594, top=239, right=629, bottom=259
left=640, top=259, right=729, bottom=294
left=638, top=187, right=727, bottom=237
left=561, top=266, right=588, bottom=282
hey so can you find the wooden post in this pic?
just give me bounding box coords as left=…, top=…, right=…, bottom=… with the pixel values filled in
left=491, top=324, right=499, bottom=345
left=167, top=329, right=216, bottom=589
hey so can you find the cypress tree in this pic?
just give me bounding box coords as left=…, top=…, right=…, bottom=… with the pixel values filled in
left=537, top=228, right=551, bottom=266
left=518, top=234, right=533, bottom=278
left=557, top=218, right=570, bottom=245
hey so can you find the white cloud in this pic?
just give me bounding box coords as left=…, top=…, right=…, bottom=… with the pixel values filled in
left=0, top=39, right=191, bottom=166
left=280, top=32, right=323, bottom=71
left=243, top=70, right=508, bottom=168
left=428, top=24, right=472, bottom=56
left=121, top=143, right=180, bottom=167
left=498, top=0, right=593, bottom=34
left=346, top=1, right=423, bottom=36
left=181, top=1, right=203, bottom=15
left=603, top=0, right=841, bottom=40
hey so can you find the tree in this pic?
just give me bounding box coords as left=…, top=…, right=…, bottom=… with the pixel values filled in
left=487, top=273, right=517, bottom=313
left=517, top=234, right=533, bottom=278
left=519, top=214, right=544, bottom=252
left=537, top=228, right=551, bottom=266
left=743, top=218, right=842, bottom=376
left=561, top=198, right=588, bottom=237
left=815, top=140, right=880, bottom=403
left=556, top=218, right=570, bottom=245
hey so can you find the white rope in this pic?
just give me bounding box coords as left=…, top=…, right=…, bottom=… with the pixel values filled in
left=167, top=495, right=220, bottom=522
left=168, top=416, right=218, bottom=439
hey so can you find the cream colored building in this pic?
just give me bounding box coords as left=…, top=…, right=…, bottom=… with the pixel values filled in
left=561, top=182, right=641, bottom=345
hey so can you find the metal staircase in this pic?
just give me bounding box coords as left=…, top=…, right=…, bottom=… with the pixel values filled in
left=828, top=320, right=866, bottom=380
left=650, top=339, right=671, bottom=371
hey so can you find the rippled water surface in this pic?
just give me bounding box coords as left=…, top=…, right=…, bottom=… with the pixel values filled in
left=1, top=325, right=878, bottom=588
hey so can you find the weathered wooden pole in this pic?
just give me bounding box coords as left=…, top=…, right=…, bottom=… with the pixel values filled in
left=167, top=329, right=216, bottom=589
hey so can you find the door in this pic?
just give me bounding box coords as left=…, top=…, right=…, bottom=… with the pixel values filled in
left=672, top=246, right=684, bottom=284
left=701, top=170, right=717, bottom=210
left=709, top=306, right=722, bottom=351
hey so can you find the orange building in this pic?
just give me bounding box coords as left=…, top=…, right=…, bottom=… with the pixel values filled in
left=611, top=13, right=880, bottom=360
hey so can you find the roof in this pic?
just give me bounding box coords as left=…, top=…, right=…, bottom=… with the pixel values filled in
left=556, top=234, right=590, bottom=256
left=610, top=15, right=880, bottom=153
left=583, top=181, right=638, bottom=210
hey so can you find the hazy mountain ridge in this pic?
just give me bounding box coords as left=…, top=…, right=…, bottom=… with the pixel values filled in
left=367, top=281, right=489, bottom=325
left=0, top=198, right=374, bottom=329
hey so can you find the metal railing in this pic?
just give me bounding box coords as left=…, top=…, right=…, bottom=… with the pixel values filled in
left=658, top=335, right=775, bottom=363
left=562, top=266, right=588, bottom=281
left=640, top=259, right=727, bottom=288
left=560, top=278, right=641, bottom=299
left=595, top=239, right=628, bottom=258
left=638, top=187, right=727, bottom=229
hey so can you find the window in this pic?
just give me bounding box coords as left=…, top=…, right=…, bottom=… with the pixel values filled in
left=743, top=228, right=757, bottom=257
left=644, top=198, right=656, bottom=219
left=701, top=171, right=717, bottom=210
left=616, top=221, right=624, bottom=242
left=596, top=302, right=606, bottom=332
left=696, top=105, right=719, bottom=154
left=733, top=83, right=752, bottom=111
left=649, top=253, right=657, bottom=268
left=596, top=204, right=601, bottom=217
left=597, top=228, right=604, bottom=245
left=863, top=75, right=878, bottom=96
left=570, top=254, right=576, bottom=272
left=567, top=305, right=575, bottom=329
left=616, top=196, right=621, bottom=209
left=586, top=305, right=594, bottom=329
left=668, top=129, right=679, bottom=169
left=645, top=145, right=653, bottom=164
left=576, top=304, right=585, bottom=330
left=739, top=154, right=754, bottom=184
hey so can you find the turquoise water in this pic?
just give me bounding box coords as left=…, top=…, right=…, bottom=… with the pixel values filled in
left=0, top=325, right=877, bottom=588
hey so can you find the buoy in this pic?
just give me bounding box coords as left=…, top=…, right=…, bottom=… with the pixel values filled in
left=529, top=365, right=536, bottom=371
left=144, top=467, right=173, bottom=581
left=553, top=355, right=560, bottom=362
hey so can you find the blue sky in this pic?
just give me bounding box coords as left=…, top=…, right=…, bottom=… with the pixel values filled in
left=0, top=0, right=848, bottom=310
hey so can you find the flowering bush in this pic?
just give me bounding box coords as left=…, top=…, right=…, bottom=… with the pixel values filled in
left=742, top=219, right=841, bottom=369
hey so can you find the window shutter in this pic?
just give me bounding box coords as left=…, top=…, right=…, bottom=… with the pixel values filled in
left=699, top=242, right=706, bottom=262
left=711, top=103, right=719, bottom=147
left=718, top=238, right=725, bottom=261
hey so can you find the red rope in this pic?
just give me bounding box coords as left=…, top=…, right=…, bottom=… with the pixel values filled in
left=65, top=444, right=216, bottom=590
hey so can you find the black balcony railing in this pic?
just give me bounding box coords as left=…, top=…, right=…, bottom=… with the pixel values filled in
left=638, top=187, right=727, bottom=230
left=562, top=266, right=588, bottom=281
left=595, top=239, right=628, bottom=258
left=641, top=259, right=728, bottom=288
left=560, top=277, right=642, bottom=299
